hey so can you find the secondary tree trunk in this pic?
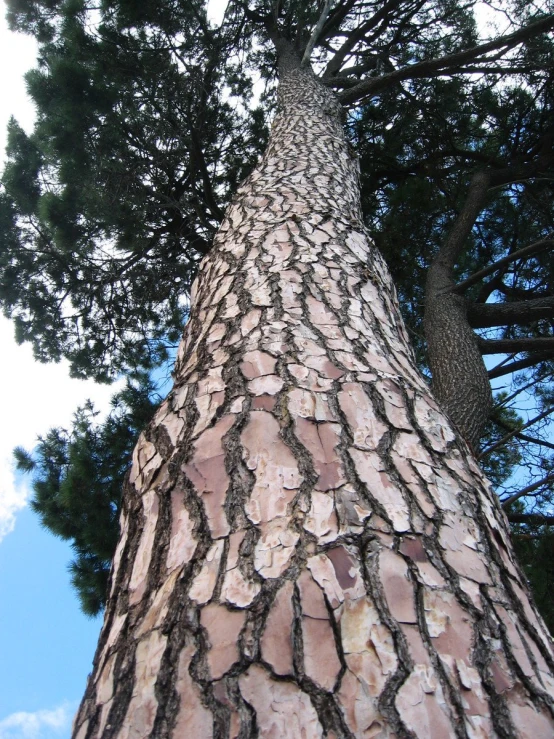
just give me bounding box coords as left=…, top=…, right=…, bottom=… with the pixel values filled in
left=73, top=66, right=554, bottom=739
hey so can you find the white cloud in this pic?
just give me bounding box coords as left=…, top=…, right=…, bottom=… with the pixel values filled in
left=206, top=0, right=228, bottom=26
left=0, top=463, right=28, bottom=543
left=0, top=701, right=75, bottom=739
left=0, top=15, right=38, bottom=161
left=0, top=317, right=122, bottom=543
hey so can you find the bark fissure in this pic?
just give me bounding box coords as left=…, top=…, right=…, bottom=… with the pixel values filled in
left=73, top=65, right=554, bottom=739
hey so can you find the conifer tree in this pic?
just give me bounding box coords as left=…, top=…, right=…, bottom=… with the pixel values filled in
left=3, top=0, right=554, bottom=735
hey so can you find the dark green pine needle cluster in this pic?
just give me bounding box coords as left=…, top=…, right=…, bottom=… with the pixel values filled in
left=14, top=377, right=157, bottom=615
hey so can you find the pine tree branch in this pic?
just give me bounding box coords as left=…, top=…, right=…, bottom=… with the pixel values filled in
left=188, top=125, right=225, bottom=222
left=319, top=0, right=359, bottom=40
left=478, top=337, right=554, bottom=354
left=432, top=152, right=552, bottom=297
left=323, top=0, right=405, bottom=78
left=302, top=0, right=334, bottom=66
left=475, top=272, right=508, bottom=304
left=448, top=65, right=536, bottom=74
left=451, top=237, right=554, bottom=295
left=468, top=296, right=554, bottom=329
left=479, top=407, right=554, bottom=458
left=324, top=61, right=382, bottom=87
left=509, top=430, right=554, bottom=452
left=491, top=411, right=554, bottom=451
left=507, top=512, right=554, bottom=525
left=501, top=473, right=554, bottom=508
left=495, top=282, right=554, bottom=300
left=446, top=146, right=506, bottom=169
left=488, top=351, right=554, bottom=379
left=237, top=0, right=271, bottom=27
left=423, top=172, right=493, bottom=446
left=272, top=0, right=282, bottom=24
left=338, top=14, right=554, bottom=104
left=433, top=172, right=491, bottom=277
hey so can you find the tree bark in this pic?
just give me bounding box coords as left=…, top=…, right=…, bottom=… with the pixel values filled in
left=424, top=172, right=493, bottom=450
left=73, top=66, right=554, bottom=739
left=467, top=296, right=554, bottom=328
left=478, top=337, right=554, bottom=354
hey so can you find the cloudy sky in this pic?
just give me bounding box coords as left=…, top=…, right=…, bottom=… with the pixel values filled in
left=0, top=9, right=121, bottom=739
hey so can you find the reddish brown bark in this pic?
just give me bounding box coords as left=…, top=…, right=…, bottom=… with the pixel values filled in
left=73, top=67, right=554, bottom=739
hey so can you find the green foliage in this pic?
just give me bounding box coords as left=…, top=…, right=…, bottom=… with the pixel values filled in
left=512, top=518, right=554, bottom=635
left=480, top=399, right=523, bottom=489
left=14, top=377, right=157, bottom=615
left=3, top=0, right=553, bottom=621
left=1, top=0, right=267, bottom=379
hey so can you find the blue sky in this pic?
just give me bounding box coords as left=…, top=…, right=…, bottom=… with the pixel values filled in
left=0, top=507, right=102, bottom=738
left=0, top=9, right=114, bottom=737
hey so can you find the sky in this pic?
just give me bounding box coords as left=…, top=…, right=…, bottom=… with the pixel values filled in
left=0, top=9, right=119, bottom=739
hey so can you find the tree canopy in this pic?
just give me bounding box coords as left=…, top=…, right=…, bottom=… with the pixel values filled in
left=3, top=0, right=554, bottom=623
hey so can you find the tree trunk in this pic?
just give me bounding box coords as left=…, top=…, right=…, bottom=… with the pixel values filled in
left=73, top=66, right=554, bottom=739
left=424, top=171, right=493, bottom=450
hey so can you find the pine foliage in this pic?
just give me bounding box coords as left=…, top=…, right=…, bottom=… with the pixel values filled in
left=14, top=377, right=157, bottom=615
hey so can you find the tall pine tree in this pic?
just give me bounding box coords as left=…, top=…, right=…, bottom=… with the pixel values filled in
left=3, top=0, right=554, bottom=735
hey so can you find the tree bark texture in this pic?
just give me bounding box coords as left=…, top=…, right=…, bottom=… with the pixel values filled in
left=424, top=172, right=493, bottom=450
left=467, top=296, right=554, bottom=329
left=73, top=69, right=554, bottom=739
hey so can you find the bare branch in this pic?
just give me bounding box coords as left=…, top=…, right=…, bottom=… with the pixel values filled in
left=507, top=431, right=554, bottom=452
left=502, top=473, right=554, bottom=508
left=479, top=407, right=554, bottom=458
left=302, top=0, right=334, bottom=67
left=478, top=337, right=554, bottom=354
left=492, top=412, right=554, bottom=451
left=488, top=351, right=554, bottom=379
left=451, top=237, right=554, bottom=294
left=339, top=14, right=554, bottom=104
left=468, top=296, right=554, bottom=329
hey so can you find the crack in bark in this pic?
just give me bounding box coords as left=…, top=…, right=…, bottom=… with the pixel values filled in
left=73, top=62, right=554, bottom=739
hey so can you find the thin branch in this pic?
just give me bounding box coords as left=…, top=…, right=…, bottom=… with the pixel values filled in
left=492, top=411, right=554, bottom=451
left=302, top=0, right=334, bottom=66
left=339, top=14, right=554, bottom=104
left=508, top=431, right=554, bottom=452
left=479, top=406, right=554, bottom=458
left=507, top=512, right=554, bottom=525
left=478, top=337, right=554, bottom=354
left=494, top=374, right=551, bottom=409
left=451, top=237, right=554, bottom=294
left=502, top=473, right=554, bottom=508
left=488, top=351, right=554, bottom=379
